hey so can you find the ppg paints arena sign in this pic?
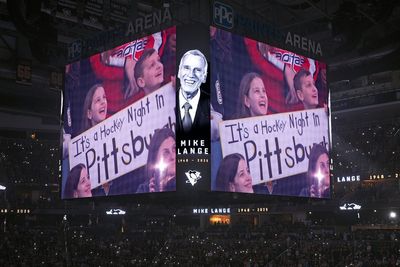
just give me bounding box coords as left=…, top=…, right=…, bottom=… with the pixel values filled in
left=213, top=1, right=323, bottom=57
left=68, top=4, right=172, bottom=61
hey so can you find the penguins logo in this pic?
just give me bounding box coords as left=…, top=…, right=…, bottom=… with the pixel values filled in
left=185, top=170, right=202, bottom=186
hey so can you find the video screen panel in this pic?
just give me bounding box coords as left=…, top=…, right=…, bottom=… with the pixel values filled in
left=210, top=26, right=330, bottom=198
left=61, top=26, right=176, bottom=199
left=175, top=23, right=212, bottom=192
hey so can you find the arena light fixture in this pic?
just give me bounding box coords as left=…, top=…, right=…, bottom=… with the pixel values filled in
left=106, top=209, right=126, bottom=215
left=0, top=185, right=6, bottom=190
left=389, top=211, right=397, bottom=219
left=339, top=203, right=361, bottom=210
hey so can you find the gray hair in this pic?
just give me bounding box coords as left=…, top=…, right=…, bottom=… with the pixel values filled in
left=178, top=49, right=208, bottom=82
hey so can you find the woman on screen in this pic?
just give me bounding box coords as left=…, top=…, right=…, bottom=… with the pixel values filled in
left=299, top=144, right=330, bottom=198
left=63, top=163, right=92, bottom=199
left=215, top=153, right=254, bottom=193
left=236, top=72, right=269, bottom=118
left=137, top=127, right=176, bottom=193
left=80, top=83, right=108, bottom=132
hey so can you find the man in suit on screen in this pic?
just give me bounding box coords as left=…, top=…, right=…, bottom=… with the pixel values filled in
left=177, top=49, right=209, bottom=136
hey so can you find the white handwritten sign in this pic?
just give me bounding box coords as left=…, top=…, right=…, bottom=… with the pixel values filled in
left=219, top=108, right=329, bottom=185
left=68, top=82, right=176, bottom=189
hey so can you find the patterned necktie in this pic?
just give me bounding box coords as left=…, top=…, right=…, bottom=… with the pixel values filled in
left=182, top=102, right=192, bottom=132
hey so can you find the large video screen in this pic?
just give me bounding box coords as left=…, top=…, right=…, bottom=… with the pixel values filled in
left=210, top=27, right=330, bottom=198
left=61, top=26, right=176, bottom=199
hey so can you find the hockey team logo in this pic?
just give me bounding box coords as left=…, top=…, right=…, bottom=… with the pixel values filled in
left=185, top=170, right=202, bottom=186
left=112, top=38, right=149, bottom=61
left=273, top=52, right=305, bottom=67
left=213, top=1, right=234, bottom=29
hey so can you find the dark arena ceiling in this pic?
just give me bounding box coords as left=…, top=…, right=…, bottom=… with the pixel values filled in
left=0, top=0, right=399, bottom=126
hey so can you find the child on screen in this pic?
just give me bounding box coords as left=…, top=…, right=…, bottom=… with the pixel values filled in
left=133, top=48, right=165, bottom=96
left=81, top=83, right=108, bottom=132
left=80, top=83, right=113, bottom=196
left=294, top=69, right=319, bottom=110
left=236, top=72, right=269, bottom=118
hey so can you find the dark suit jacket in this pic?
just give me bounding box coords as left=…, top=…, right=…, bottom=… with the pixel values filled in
left=177, top=89, right=210, bottom=138
left=91, top=166, right=146, bottom=197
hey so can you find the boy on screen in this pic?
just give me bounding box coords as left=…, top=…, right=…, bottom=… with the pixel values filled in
left=294, top=69, right=319, bottom=110
left=134, top=48, right=165, bottom=96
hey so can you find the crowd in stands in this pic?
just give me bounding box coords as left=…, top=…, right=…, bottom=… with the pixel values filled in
left=332, top=119, right=400, bottom=176
left=0, top=96, right=399, bottom=266
left=335, top=177, right=400, bottom=203
left=1, top=217, right=400, bottom=266
left=0, top=137, right=59, bottom=186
